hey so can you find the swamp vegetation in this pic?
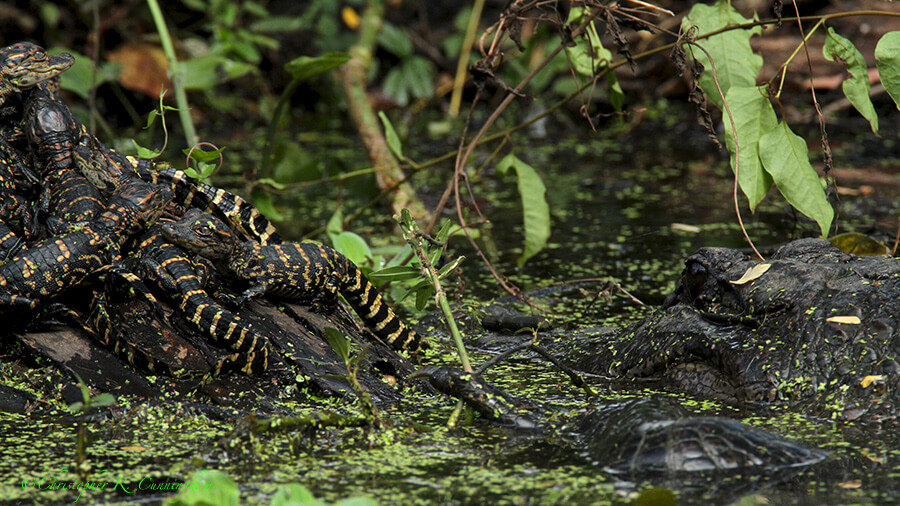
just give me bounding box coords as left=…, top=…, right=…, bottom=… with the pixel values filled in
left=3, top=0, right=900, bottom=504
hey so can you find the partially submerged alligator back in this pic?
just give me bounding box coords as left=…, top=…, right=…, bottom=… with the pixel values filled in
left=415, top=366, right=827, bottom=474
left=161, top=208, right=426, bottom=354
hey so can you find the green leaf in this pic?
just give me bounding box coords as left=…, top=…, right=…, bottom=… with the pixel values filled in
left=184, top=162, right=216, bottom=181
left=382, top=67, right=409, bottom=106
left=145, top=109, right=160, bottom=129
left=496, top=153, right=551, bottom=266
left=403, top=56, right=434, bottom=100
left=256, top=177, right=287, bottom=190
left=285, top=52, right=351, bottom=82
left=326, top=208, right=344, bottom=240
left=270, top=483, right=324, bottom=506
left=566, top=7, right=615, bottom=77
left=183, top=146, right=226, bottom=163
left=875, top=31, right=900, bottom=111
left=758, top=122, right=834, bottom=237
left=377, top=22, right=413, bottom=57
left=415, top=285, right=432, bottom=311
left=824, top=27, right=878, bottom=134
left=396, top=279, right=430, bottom=304
left=178, top=56, right=255, bottom=90
left=437, top=256, right=464, bottom=279
left=90, top=393, right=116, bottom=407
left=434, top=219, right=452, bottom=244
left=608, top=72, right=624, bottom=111
left=683, top=1, right=762, bottom=109
left=367, top=265, right=421, bottom=282
left=250, top=188, right=284, bottom=221
left=324, top=326, right=350, bottom=363
left=56, top=52, right=118, bottom=99
left=332, top=231, right=371, bottom=267
left=722, top=86, right=776, bottom=210
left=378, top=111, right=403, bottom=160
left=168, top=470, right=239, bottom=506
left=132, top=139, right=162, bottom=160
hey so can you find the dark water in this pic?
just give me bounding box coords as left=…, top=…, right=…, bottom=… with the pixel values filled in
left=3, top=115, right=900, bottom=505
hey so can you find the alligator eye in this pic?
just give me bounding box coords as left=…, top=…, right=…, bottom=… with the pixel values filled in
left=192, top=223, right=214, bottom=237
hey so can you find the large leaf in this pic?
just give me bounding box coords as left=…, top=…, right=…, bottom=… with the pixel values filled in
left=758, top=122, right=834, bottom=237
left=179, top=55, right=255, bottom=90
left=496, top=154, right=551, bottom=266
left=683, top=1, right=762, bottom=110
left=722, top=86, right=776, bottom=210
left=566, top=6, right=615, bottom=76
left=332, top=231, right=371, bottom=267
left=284, top=52, right=351, bottom=82
left=875, top=31, right=900, bottom=111
left=168, top=470, right=239, bottom=506
left=55, top=49, right=117, bottom=99
left=824, top=27, right=878, bottom=134
left=566, top=6, right=623, bottom=110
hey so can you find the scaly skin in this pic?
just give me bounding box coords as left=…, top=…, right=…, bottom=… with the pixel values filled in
left=0, top=181, right=172, bottom=310
left=73, top=131, right=280, bottom=245
left=24, top=83, right=105, bottom=232
left=0, top=42, right=74, bottom=105
left=136, top=227, right=270, bottom=375
left=161, top=208, right=426, bottom=354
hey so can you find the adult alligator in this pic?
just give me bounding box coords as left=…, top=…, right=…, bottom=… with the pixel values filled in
left=412, top=365, right=826, bottom=503
left=564, top=238, right=900, bottom=425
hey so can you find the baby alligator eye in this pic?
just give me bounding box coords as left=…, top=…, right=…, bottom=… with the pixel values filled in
left=191, top=220, right=215, bottom=237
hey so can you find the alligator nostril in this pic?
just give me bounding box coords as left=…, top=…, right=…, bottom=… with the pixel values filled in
left=687, top=260, right=708, bottom=279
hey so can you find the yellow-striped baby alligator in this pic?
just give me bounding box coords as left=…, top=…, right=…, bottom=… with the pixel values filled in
left=136, top=226, right=271, bottom=375
left=161, top=208, right=426, bottom=354
left=73, top=130, right=280, bottom=245
left=0, top=181, right=171, bottom=311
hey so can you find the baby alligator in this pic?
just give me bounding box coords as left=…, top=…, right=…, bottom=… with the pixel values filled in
left=161, top=208, right=426, bottom=354
left=0, top=42, right=74, bottom=106
left=136, top=226, right=271, bottom=375
left=0, top=181, right=172, bottom=310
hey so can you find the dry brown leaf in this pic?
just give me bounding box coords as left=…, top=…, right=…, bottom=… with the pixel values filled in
left=670, top=223, right=701, bottom=233
left=825, top=316, right=862, bottom=324
left=730, top=263, right=771, bottom=285
left=107, top=43, right=170, bottom=97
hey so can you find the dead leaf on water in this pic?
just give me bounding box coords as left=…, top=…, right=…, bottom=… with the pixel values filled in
left=829, top=232, right=889, bottom=256
left=730, top=263, right=771, bottom=285
left=825, top=316, right=861, bottom=324
left=121, top=445, right=146, bottom=451
left=670, top=223, right=701, bottom=233
left=860, top=375, right=884, bottom=388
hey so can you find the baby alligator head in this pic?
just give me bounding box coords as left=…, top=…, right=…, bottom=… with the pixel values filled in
left=1, top=42, right=74, bottom=103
